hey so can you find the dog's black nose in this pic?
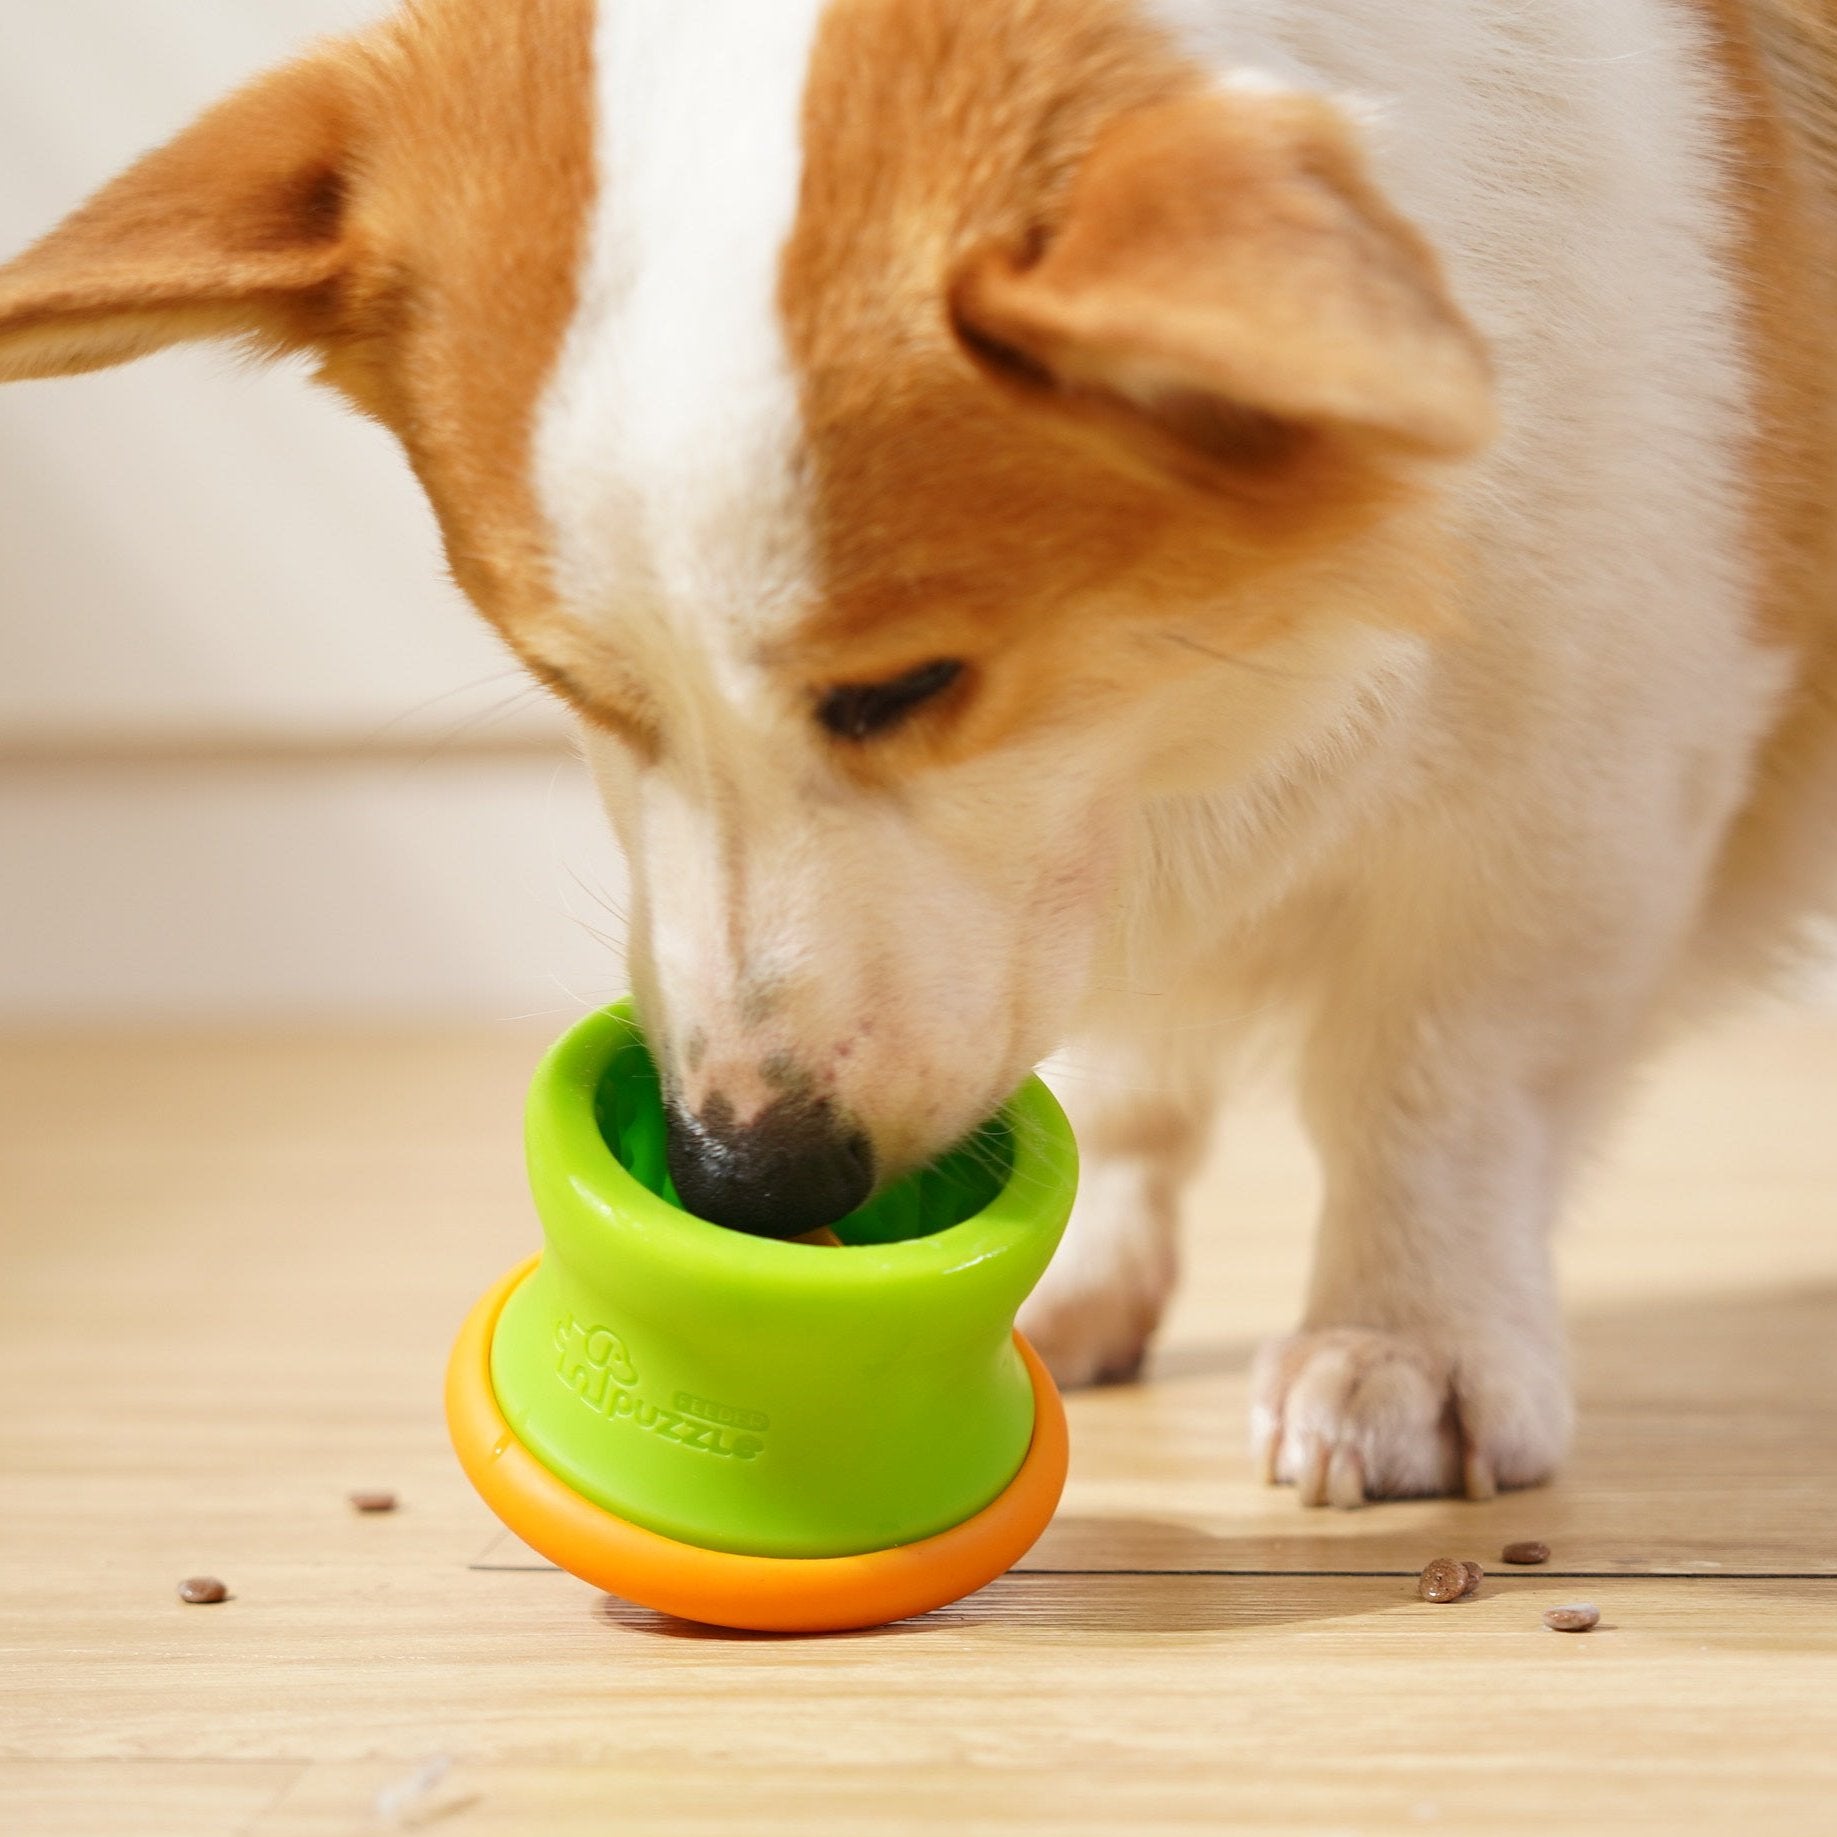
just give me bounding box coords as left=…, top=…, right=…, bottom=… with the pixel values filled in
left=665, top=1095, right=875, bottom=1239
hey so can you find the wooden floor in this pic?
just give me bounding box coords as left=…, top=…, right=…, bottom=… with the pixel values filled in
left=2, top=1014, right=1835, bottom=1835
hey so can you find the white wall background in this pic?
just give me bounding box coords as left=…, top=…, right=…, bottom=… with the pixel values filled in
left=0, top=0, right=628, bottom=1020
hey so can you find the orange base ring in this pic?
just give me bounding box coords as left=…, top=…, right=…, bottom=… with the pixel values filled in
left=446, top=1259, right=1069, bottom=1633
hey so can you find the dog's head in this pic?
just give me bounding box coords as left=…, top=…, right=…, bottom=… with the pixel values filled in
left=0, top=0, right=1491, bottom=1232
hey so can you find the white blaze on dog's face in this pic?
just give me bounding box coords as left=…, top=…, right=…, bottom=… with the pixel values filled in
left=533, top=0, right=1133, bottom=1181
left=0, top=0, right=1491, bottom=1226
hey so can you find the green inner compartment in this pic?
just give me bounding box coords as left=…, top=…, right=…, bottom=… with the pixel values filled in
left=593, top=1031, right=1012, bottom=1245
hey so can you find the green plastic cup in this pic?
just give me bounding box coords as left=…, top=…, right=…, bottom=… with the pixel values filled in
left=448, top=1001, right=1077, bottom=1631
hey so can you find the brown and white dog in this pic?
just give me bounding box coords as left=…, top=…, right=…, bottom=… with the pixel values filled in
left=4, top=0, right=1835, bottom=1506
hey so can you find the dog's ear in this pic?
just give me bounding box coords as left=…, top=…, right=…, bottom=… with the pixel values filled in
left=0, top=50, right=366, bottom=384
left=951, top=91, right=1494, bottom=496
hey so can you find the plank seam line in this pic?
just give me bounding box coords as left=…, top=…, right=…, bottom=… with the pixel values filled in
left=467, top=1564, right=1837, bottom=1580
left=1011, top=1568, right=1837, bottom=1580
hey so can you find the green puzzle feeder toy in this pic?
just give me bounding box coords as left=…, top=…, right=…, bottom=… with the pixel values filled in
left=447, top=1001, right=1077, bottom=1632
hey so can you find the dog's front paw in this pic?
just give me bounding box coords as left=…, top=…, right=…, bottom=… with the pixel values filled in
left=1250, top=1325, right=1570, bottom=1508
left=1019, top=1162, right=1177, bottom=1388
left=1020, top=1272, right=1164, bottom=1389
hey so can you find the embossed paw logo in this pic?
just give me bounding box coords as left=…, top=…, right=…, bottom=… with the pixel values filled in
left=553, top=1314, right=766, bottom=1461
left=555, top=1314, right=636, bottom=1397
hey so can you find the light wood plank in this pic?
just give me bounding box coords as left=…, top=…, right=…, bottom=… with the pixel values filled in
left=255, top=1757, right=1837, bottom=1837
left=2, top=1017, right=1836, bottom=1836
left=6, top=1565, right=1834, bottom=1812
left=0, top=1761, right=300, bottom=1836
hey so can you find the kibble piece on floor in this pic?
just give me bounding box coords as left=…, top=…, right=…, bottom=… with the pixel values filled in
left=1419, top=1558, right=1471, bottom=1603
left=1543, top=1603, right=1601, bottom=1633
left=1460, top=1561, right=1485, bottom=1595
left=349, top=1490, right=398, bottom=1513
left=177, top=1577, right=228, bottom=1605
left=1503, top=1540, right=1552, bottom=1565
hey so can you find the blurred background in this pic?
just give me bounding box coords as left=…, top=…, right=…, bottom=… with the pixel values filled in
left=1, top=0, right=1829, bottom=1027
left=0, top=0, right=628, bottom=1023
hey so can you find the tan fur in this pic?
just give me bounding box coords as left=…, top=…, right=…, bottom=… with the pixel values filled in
left=0, top=0, right=598, bottom=715
left=953, top=93, right=1494, bottom=463
left=0, top=55, right=360, bottom=379
left=342, top=1, right=596, bottom=667
left=778, top=0, right=1484, bottom=774
left=1749, top=0, right=1837, bottom=193
left=1695, top=0, right=1837, bottom=968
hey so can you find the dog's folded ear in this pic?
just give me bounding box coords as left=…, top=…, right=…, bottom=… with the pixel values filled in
left=950, top=90, right=1495, bottom=497
left=0, top=50, right=365, bottom=384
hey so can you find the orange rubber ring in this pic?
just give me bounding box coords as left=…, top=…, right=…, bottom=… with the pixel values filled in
left=447, top=1258, right=1069, bottom=1633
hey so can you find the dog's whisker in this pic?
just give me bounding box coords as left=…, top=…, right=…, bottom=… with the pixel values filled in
left=365, top=667, right=535, bottom=744
left=413, top=682, right=551, bottom=761
left=563, top=862, right=631, bottom=930
left=541, top=968, right=618, bottom=1014
left=562, top=913, right=626, bottom=956
left=1156, top=630, right=1317, bottom=684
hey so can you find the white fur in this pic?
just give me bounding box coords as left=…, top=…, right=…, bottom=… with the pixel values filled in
left=537, top=0, right=826, bottom=684
left=536, top=0, right=832, bottom=1120
left=536, top=0, right=1801, bottom=1500
left=1030, top=0, right=1796, bottom=1496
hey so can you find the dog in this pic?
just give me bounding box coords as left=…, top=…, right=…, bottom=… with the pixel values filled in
left=4, top=0, right=1835, bottom=1507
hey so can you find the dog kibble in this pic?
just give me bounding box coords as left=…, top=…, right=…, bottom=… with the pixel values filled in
left=177, top=1577, right=228, bottom=1605
left=1503, top=1540, right=1551, bottom=1565
left=1419, top=1558, right=1471, bottom=1603
left=1460, top=1561, right=1485, bottom=1595
left=349, top=1490, right=398, bottom=1514
left=1543, top=1603, right=1600, bottom=1633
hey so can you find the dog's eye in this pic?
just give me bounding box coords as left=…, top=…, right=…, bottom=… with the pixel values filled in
left=816, top=659, right=965, bottom=742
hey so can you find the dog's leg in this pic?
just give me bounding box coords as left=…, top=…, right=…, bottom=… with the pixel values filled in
left=1020, top=1030, right=1224, bottom=1388
left=1253, top=935, right=1638, bottom=1507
